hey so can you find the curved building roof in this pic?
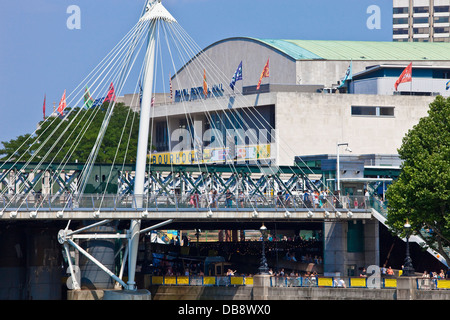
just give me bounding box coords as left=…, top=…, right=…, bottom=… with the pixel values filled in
left=225, top=37, right=450, bottom=61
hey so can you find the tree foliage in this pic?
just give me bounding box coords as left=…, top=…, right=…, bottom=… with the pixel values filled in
left=385, top=95, right=450, bottom=266
left=0, top=103, right=147, bottom=164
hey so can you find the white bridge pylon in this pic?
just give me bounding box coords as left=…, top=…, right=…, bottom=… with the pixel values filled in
left=130, top=0, right=177, bottom=291
left=59, top=0, right=178, bottom=292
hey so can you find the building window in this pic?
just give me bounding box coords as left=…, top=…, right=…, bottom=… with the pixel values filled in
left=351, top=106, right=394, bottom=117
left=413, top=27, right=430, bottom=34
left=434, top=6, right=450, bottom=13
left=393, top=28, right=409, bottom=35
left=413, top=6, right=429, bottom=14
left=393, top=7, right=408, bottom=14
left=434, top=16, right=450, bottom=23
left=434, top=27, right=450, bottom=33
left=393, top=17, right=409, bottom=24
left=413, top=17, right=429, bottom=24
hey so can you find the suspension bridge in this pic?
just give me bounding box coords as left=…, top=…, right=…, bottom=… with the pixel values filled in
left=0, top=1, right=445, bottom=299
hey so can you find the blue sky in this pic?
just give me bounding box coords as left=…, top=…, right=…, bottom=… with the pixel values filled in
left=0, top=0, right=392, bottom=144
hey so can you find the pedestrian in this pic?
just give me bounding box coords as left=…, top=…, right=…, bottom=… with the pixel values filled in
left=238, top=190, right=245, bottom=208
left=225, top=189, right=233, bottom=208
left=360, top=267, right=367, bottom=277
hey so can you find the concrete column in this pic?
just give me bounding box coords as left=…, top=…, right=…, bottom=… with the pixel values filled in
left=396, top=277, right=417, bottom=300
left=252, top=274, right=271, bottom=300
left=323, top=221, right=346, bottom=276
left=364, top=219, right=380, bottom=268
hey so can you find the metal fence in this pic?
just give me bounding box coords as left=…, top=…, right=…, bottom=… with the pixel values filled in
left=0, top=193, right=371, bottom=212
left=148, top=275, right=450, bottom=290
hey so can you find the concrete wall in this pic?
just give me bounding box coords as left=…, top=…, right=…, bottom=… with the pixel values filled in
left=146, top=89, right=434, bottom=166
left=173, top=38, right=297, bottom=94
left=275, top=91, right=434, bottom=165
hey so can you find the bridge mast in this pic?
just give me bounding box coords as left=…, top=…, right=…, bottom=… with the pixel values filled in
left=128, top=0, right=176, bottom=290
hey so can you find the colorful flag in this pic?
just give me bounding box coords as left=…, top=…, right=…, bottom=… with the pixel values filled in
left=139, top=80, right=143, bottom=104
left=104, top=82, right=116, bottom=102
left=394, top=63, right=412, bottom=91
left=337, top=61, right=352, bottom=89
left=256, top=58, right=269, bottom=90
left=43, top=94, right=46, bottom=120
left=203, top=69, right=208, bottom=98
left=229, top=61, right=243, bottom=90
left=57, top=90, right=66, bottom=116
left=84, top=86, right=94, bottom=108
left=446, top=80, right=450, bottom=90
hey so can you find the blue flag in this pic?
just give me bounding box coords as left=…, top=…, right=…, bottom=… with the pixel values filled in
left=229, top=61, right=243, bottom=90
left=337, top=61, right=352, bottom=89
left=446, top=80, right=450, bottom=90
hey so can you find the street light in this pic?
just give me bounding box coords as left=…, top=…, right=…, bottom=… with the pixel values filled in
left=258, top=223, right=269, bottom=275
left=336, top=142, right=352, bottom=194
left=402, top=219, right=415, bottom=276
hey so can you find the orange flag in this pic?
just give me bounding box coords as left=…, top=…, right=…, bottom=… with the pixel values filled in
left=57, top=90, right=66, bottom=115
left=394, top=62, right=412, bottom=91
left=203, top=69, right=208, bottom=98
left=256, top=58, right=270, bottom=90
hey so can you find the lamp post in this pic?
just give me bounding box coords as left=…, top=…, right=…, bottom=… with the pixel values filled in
left=402, top=219, right=415, bottom=276
left=336, top=142, right=352, bottom=194
left=258, top=223, right=269, bottom=275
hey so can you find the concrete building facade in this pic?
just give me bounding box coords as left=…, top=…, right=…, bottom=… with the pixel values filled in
left=143, top=37, right=450, bottom=166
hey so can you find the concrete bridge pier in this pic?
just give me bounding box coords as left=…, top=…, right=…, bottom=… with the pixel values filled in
left=323, top=219, right=379, bottom=277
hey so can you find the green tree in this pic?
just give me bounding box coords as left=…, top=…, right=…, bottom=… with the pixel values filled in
left=385, top=95, right=450, bottom=267
left=0, top=134, right=37, bottom=161
left=0, top=103, right=148, bottom=164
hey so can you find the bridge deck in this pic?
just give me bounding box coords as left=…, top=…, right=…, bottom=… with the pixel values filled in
left=0, top=207, right=372, bottom=221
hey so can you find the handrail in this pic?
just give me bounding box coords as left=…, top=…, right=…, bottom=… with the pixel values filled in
left=0, top=193, right=377, bottom=212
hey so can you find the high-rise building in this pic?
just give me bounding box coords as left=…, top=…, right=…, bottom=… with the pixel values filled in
left=393, top=0, right=450, bottom=42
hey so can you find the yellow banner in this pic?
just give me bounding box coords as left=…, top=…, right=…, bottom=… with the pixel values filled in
left=350, top=278, right=367, bottom=287
left=384, top=278, right=397, bottom=288
left=164, top=276, right=177, bottom=285
left=176, top=276, right=189, bottom=285
left=149, top=144, right=271, bottom=165
left=203, top=276, right=216, bottom=285
left=230, top=277, right=244, bottom=285
left=437, top=280, right=450, bottom=289
left=152, top=276, right=164, bottom=285
left=318, top=277, right=333, bottom=287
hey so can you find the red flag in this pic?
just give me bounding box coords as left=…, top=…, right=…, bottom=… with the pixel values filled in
left=256, top=58, right=270, bottom=90
left=203, top=69, right=208, bottom=98
left=43, top=94, right=46, bottom=120
left=394, top=63, right=412, bottom=91
left=105, top=82, right=116, bottom=102
left=57, top=90, right=66, bottom=115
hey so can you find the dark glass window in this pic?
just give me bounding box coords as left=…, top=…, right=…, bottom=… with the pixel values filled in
left=393, top=28, right=409, bottom=35
left=413, top=17, right=429, bottom=24
left=434, top=16, right=450, bottom=23
left=351, top=106, right=395, bottom=117
left=434, top=6, right=450, bottom=13
left=393, top=7, right=408, bottom=14
left=413, top=6, right=429, bottom=14
left=393, top=17, right=409, bottom=24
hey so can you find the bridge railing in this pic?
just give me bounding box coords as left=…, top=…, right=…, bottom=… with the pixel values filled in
left=148, top=275, right=450, bottom=290
left=0, top=193, right=373, bottom=211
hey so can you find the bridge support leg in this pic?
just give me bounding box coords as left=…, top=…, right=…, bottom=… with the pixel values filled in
left=129, top=11, right=157, bottom=290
